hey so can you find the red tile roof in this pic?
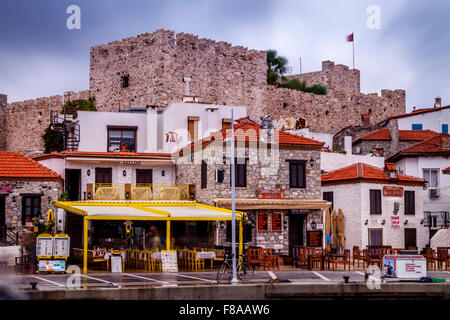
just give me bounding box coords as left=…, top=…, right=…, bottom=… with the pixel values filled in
left=394, top=133, right=450, bottom=154
left=321, top=162, right=425, bottom=185
left=381, top=105, right=450, bottom=122
left=0, top=151, right=62, bottom=181
left=443, top=167, right=450, bottom=174
left=176, top=117, right=324, bottom=156
left=33, top=151, right=172, bottom=160
left=353, top=128, right=439, bottom=143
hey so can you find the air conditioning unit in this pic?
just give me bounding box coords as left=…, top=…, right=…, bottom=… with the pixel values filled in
left=429, top=188, right=440, bottom=198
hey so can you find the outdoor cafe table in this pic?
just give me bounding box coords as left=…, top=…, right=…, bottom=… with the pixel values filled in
left=308, top=253, right=325, bottom=270
left=326, top=253, right=345, bottom=270
left=196, top=251, right=216, bottom=269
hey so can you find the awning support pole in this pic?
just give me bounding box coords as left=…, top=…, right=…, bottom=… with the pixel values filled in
left=83, top=217, right=88, bottom=274
left=239, top=218, right=243, bottom=257
left=166, top=220, right=171, bottom=250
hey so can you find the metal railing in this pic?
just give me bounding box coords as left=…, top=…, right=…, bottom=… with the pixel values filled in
left=91, top=183, right=190, bottom=201
left=0, top=226, right=19, bottom=246
left=424, top=211, right=450, bottom=228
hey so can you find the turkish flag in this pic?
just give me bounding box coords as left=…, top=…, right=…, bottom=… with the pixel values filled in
left=347, top=33, right=354, bottom=42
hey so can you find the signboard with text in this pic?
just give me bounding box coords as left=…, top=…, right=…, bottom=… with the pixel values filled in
left=382, top=255, right=426, bottom=279
left=383, top=186, right=404, bottom=197
left=38, top=259, right=66, bottom=272
left=391, top=216, right=400, bottom=228
left=271, top=213, right=282, bottom=231
left=257, top=212, right=269, bottom=232
left=257, top=189, right=286, bottom=199
left=161, top=250, right=178, bottom=272
left=307, top=231, right=323, bottom=247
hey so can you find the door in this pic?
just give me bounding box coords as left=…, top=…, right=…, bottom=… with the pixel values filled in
left=65, top=169, right=81, bottom=201
left=95, top=168, right=112, bottom=184
left=368, top=228, right=383, bottom=247
left=136, top=169, right=153, bottom=184
left=404, top=228, right=417, bottom=249
left=288, top=212, right=305, bottom=255
left=0, top=196, right=5, bottom=227
left=323, top=192, right=333, bottom=212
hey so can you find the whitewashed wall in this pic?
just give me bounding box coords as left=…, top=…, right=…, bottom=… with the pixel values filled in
left=322, top=182, right=428, bottom=251
left=320, top=152, right=385, bottom=172
left=396, top=108, right=450, bottom=132
left=396, top=156, right=450, bottom=212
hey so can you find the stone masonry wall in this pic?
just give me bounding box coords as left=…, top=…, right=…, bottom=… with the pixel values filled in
left=286, top=60, right=361, bottom=94
left=1, top=91, right=91, bottom=156
left=1, top=29, right=405, bottom=155
left=0, top=180, right=62, bottom=231
left=353, top=139, right=424, bottom=159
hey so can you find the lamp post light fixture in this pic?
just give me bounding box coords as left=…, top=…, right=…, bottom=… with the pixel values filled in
left=365, top=219, right=369, bottom=225
left=87, top=169, right=91, bottom=176
left=382, top=219, right=386, bottom=225
left=123, top=170, right=127, bottom=177
left=311, top=221, right=316, bottom=230
left=404, top=220, right=408, bottom=225
left=309, top=158, right=315, bottom=167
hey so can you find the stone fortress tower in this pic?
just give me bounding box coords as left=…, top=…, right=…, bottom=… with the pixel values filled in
left=0, top=29, right=405, bottom=155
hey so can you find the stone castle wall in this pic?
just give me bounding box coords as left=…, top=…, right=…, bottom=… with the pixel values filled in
left=286, top=60, right=361, bottom=94
left=1, top=29, right=406, bottom=154
left=1, top=91, right=91, bottom=155
left=89, top=29, right=267, bottom=111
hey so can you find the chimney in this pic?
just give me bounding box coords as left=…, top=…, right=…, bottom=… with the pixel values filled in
left=344, top=136, right=352, bottom=155
left=361, top=114, right=371, bottom=127
left=183, top=77, right=191, bottom=95
left=383, top=163, right=398, bottom=179
left=389, top=119, right=399, bottom=155
left=434, top=96, right=442, bottom=108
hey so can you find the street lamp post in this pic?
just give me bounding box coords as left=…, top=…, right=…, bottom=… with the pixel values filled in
left=230, top=109, right=238, bottom=285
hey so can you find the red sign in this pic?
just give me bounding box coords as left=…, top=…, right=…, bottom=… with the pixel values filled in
left=257, top=189, right=286, bottom=199
left=307, top=231, right=323, bottom=247
left=257, top=212, right=269, bottom=232
left=271, top=213, right=282, bottom=231
left=0, top=183, right=13, bottom=193
left=383, top=186, right=403, bottom=197
left=391, top=216, right=400, bottom=228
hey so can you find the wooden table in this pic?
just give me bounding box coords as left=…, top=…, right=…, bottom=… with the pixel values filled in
left=326, top=253, right=345, bottom=270
left=308, top=254, right=324, bottom=270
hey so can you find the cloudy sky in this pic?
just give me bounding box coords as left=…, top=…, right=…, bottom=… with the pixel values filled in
left=0, top=0, right=449, bottom=111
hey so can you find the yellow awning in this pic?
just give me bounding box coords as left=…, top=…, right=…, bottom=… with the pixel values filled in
left=54, top=200, right=244, bottom=221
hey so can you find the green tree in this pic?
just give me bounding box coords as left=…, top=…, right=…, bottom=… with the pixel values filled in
left=266, top=50, right=288, bottom=85
left=61, top=96, right=96, bottom=118
left=42, top=124, right=64, bottom=153
left=280, top=79, right=327, bottom=96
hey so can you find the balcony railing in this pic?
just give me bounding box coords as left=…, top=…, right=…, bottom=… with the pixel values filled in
left=424, top=211, right=450, bottom=228
left=86, top=183, right=190, bottom=201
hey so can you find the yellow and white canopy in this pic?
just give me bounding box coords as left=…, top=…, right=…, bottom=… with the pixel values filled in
left=54, top=200, right=244, bottom=221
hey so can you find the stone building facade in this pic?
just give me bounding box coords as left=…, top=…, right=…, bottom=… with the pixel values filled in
left=174, top=118, right=329, bottom=254
left=1, top=29, right=405, bottom=155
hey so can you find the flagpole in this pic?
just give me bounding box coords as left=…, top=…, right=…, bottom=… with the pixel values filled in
left=352, top=32, right=355, bottom=69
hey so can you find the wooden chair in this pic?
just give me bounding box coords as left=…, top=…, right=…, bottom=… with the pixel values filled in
left=364, top=249, right=382, bottom=268
left=328, top=249, right=351, bottom=270
left=424, top=249, right=436, bottom=271
left=292, top=246, right=305, bottom=268
left=262, top=248, right=280, bottom=270
left=246, top=248, right=267, bottom=269
left=437, top=248, right=450, bottom=270
left=352, top=246, right=364, bottom=267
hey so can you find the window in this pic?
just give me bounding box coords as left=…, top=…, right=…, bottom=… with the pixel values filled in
left=423, top=169, right=439, bottom=189
left=323, top=192, right=334, bottom=212
left=95, top=168, right=112, bottom=184
left=121, top=75, right=129, bottom=88
left=370, top=189, right=382, bottom=214
left=187, top=116, right=199, bottom=141
left=288, top=160, right=306, bottom=188
left=136, top=169, right=153, bottom=184
left=226, top=221, right=252, bottom=243
left=404, top=191, right=415, bottom=215
left=222, top=118, right=231, bottom=130
left=442, top=124, right=449, bottom=134
left=107, top=126, right=137, bottom=152
left=22, top=196, right=41, bottom=225
left=368, top=229, right=383, bottom=246
left=411, top=124, right=423, bottom=130
left=230, top=158, right=247, bottom=187
left=257, top=212, right=269, bottom=232
left=201, top=160, right=207, bottom=189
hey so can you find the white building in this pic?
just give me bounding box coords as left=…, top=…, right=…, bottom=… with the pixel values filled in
left=379, top=100, right=450, bottom=133
left=388, top=133, right=450, bottom=232
left=76, top=102, right=246, bottom=154
left=321, top=163, right=428, bottom=251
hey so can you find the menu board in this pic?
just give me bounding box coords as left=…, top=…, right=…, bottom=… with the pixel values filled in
left=53, top=237, right=70, bottom=257
left=307, top=231, right=323, bottom=247
left=382, top=255, right=426, bottom=279
left=257, top=212, right=269, bottom=232
left=271, top=213, right=282, bottom=231
left=161, top=250, right=178, bottom=272
left=110, top=256, right=123, bottom=273
left=36, top=236, right=53, bottom=258
left=38, top=259, right=66, bottom=272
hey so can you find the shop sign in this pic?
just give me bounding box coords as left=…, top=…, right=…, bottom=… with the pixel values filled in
left=36, top=236, right=53, bottom=258
left=271, top=213, right=282, bottom=231
left=0, top=183, right=13, bottom=193
left=99, top=160, right=142, bottom=166
left=383, top=186, right=403, bottom=197
left=53, top=236, right=70, bottom=258
left=257, top=212, right=269, bottom=232
left=38, top=259, right=66, bottom=272
left=307, top=230, right=323, bottom=247
left=391, top=216, right=400, bottom=228
left=382, top=255, right=426, bottom=279
left=257, top=189, right=286, bottom=199
left=161, top=250, right=178, bottom=272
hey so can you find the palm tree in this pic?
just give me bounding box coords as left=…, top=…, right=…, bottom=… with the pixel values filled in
left=266, top=50, right=288, bottom=85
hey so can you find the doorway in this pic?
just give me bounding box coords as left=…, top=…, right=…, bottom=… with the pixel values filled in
left=368, top=228, right=383, bottom=246
left=288, top=212, right=305, bottom=254
left=65, top=169, right=81, bottom=201
left=404, top=228, right=417, bottom=249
